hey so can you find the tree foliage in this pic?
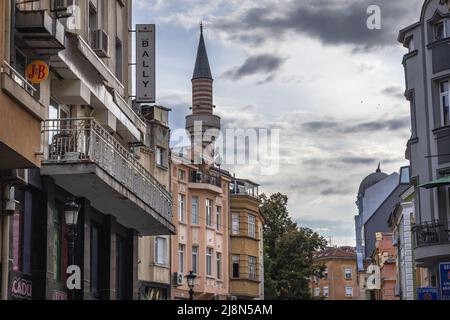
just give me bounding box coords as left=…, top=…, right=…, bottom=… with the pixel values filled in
left=260, top=193, right=327, bottom=300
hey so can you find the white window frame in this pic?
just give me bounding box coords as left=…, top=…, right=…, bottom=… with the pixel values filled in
left=178, top=244, right=185, bottom=273
left=345, top=267, right=353, bottom=280
left=232, top=213, right=240, bottom=235
left=216, top=252, right=222, bottom=280
left=248, top=214, right=256, bottom=238
left=314, top=287, right=320, bottom=297
left=216, top=206, right=222, bottom=231
left=191, top=196, right=199, bottom=225
left=178, top=194, right=185, bottom=222
left=440, top=80, right=450, bottom=127
left=323, top=286, right=329, bottom=298
left=345, top=286, right=353, bottom=298
left=206, top=199, right=213, bottom=227
left=248, top=256, right=257, bottom=280
left=156, top=146, right=165, bottom=167
left=154, top=237, right=167, bottom=266
left=434, top=20, right=447, bottom=40
left=178, top=169, right=186, bottom=181
left=206, top=247, right=213, bottom=276
left=232, top=254, right=240, bottom=278
left=192, top=246, right=198, bottom=275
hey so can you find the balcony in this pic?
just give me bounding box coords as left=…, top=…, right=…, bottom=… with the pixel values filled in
left=1, top=61, right=46, bottom=120
left=412, top=220, right=450, bottom=266
left=41, top=118, right=175, bottom=235
left=230, top=179, right=259, bottom=199
left=15, top=10, right=65, bottom=55
left=188, top=170, right=222, bottom=194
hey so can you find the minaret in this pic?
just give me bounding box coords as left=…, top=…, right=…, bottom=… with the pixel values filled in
left=186, top=24, right=221, bottom=153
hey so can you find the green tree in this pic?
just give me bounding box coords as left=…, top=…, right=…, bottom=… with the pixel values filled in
left=260, top=193, right=327, bottom=300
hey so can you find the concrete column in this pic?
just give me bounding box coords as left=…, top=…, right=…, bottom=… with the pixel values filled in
left=1, top=184, right=11, bottom=300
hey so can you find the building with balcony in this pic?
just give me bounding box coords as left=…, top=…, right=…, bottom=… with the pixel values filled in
left=310, top=247, right=359, bottom=300
left=170, top=25, right=232, bottom=300
left=398, top=0, right=450, bottom=300
left=229, top=178, right=265, bottom=300
left=137, top=105, right=173, bottom=300
left=1, top=0, right=175, bottom=300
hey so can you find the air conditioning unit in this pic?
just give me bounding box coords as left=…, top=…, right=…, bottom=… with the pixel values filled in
left=52, top=0, right=69, bottom=12
left=0, top=169, right=28, bottom=186
left=173, top=272, right=183, bottom=286
left=90, top=29, right=109, bottom=58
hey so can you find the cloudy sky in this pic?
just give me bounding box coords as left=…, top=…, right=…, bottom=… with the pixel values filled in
left=133, top=0, right=424, bottom=245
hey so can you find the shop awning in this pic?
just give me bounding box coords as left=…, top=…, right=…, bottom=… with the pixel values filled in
left=419, top=176, right=450, bottom=189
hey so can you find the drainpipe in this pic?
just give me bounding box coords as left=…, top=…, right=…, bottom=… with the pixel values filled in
left=1, top=185, right=12, bottom=300
left=10, top=0, right=16, bottom=66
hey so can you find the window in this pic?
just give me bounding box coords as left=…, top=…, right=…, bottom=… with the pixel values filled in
left=345, top=267, right=352, bottom=280
left=191, top=196, right=199, bottom=225
left=156, top=147, right=165, bottom=167
left=232, top=213, right=240, bottom=235
left=323, top=268, right=329, bottom=280
left=178, top=244, right=185, bottom=273
left=155, top=237, right=167, bottom=266
left=345, top=286, right=353, bottom=298
left=400, top=166, right=411, bottom=184
left=248, top=256, right=257, bottom=280
left=323, top=286, right=329, bottom=298
left=248, top=215, right=256, bottom=238
left=440, top=80, right=450, bottom=126
left=314, top=287, right=320, bottom=297
left=216, top=206, right=222, bottom=231
left=407, top=36, right=414, bottom=52
left=434, top=20, right=446, bottom=40
left=216, top=252, right=222, bottom=280
left=192, top=246, right=198, bottom=274
left=88, top=2, right=98, bottom=44
left=178, top=170, right=186, bottom=182
left=206, top=248, right=213, bottom=276
left=206, top=199, right=213, bottom=227
left=232, top=255, right=240, bottom=278
left=115, top=37, right=123, bottom=82
left=178, top=194, right=185, bottom=222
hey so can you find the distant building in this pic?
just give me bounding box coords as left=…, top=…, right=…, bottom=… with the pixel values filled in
left=229, top=178, right=265, bottom=300
left=310, top=247, right=359, bottom=300
left=371, top=233, right=399, bottom=300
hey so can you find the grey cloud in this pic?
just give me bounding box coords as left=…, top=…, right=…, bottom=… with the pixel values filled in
left=212, top=0, right=423, bottom=51
left=222, top=54, right=285, bottom=81
left=382, top=86, right=405, bottom=99
left=320, top=187, right=353, bottom=196
left=301, top=116, right=410, bottom=135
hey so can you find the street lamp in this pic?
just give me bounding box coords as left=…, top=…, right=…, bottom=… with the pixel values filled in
left=186, top=271, right=197, bottom=300
left=64, top=198, right=80, bottom=300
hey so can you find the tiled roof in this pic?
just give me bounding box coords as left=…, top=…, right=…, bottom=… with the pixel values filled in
left=313, top=246, right=356, bottom=260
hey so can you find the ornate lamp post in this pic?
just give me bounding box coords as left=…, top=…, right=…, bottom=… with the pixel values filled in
left=64, top=198, right=80, bottom=300
left=186, top=271, right=197, bottom=300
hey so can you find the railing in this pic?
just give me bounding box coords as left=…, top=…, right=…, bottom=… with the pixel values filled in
left=41, top=118, right=172, bottom=221
left=190, top=170, right=222, bottom=188
left=230, top=181, right=259, bottom=198
left=412, top=220, right=450, bottom=248
left=1, top=61, right=37, bottom=96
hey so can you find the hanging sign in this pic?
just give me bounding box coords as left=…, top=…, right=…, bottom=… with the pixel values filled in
left=26, top=60, right=49, bottom=84
left=136, top=24, right=155, bottom=103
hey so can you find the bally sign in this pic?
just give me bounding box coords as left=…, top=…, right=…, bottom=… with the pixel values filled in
left=136, top=24, right=155, bottom=103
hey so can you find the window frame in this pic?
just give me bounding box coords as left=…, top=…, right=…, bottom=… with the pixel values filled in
left=232, top=254, right=240, bottom=278
left=216, top=252, right=222, bottom=280
left=155, top=236, right=167, bottom=266
left=434, top=20, right=447, bottom=41
left=248, top=256, right=257, bottom=280
left=345, top=286, right=354, bottom=298
left=216, top=206, right=222, bottom=231
left=191, top=196, right=199, bottom=225
left=206, top=247, right=213, bottom=277
left=345, top=267, right=353, bottom=280
left=440, top=80, right=450, bottom=127
left=178, top=194, right=185, bottom=223
left=192, top=246, right=198, bottom=275
left=206, top=199, right=213, bottom=227
left=232, top=213, right=240, bottom=235
left=178, top=244, right=185, bottom=273
left=248, top=214, right=256, bottom=238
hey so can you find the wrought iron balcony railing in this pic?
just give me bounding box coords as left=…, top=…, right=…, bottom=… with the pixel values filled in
left=412, top=220, right=450, bottom=248
left=189, top=170, right=222, bottom=188
left=41, top=118, right=172, bottom=221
